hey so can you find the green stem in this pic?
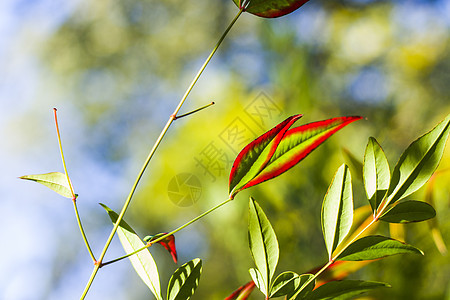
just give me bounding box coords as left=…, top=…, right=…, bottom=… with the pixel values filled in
left=174, top=101, right=215, bottom=120
left=289, top=217, right=378, bottom=299
left=54, top=108, right=96, bottom=263
left=80, top=9, right=243, bottom=299
left=101, top=197, right=234, bottom=267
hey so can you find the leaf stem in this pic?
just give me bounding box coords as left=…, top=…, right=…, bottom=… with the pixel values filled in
left=101, top=197, right=234, bottom=267
left=80, top=9, right=243, bottom=299
left=53, top=108, right=96, bottom=263
left=289, top=217, right=378, bottom=299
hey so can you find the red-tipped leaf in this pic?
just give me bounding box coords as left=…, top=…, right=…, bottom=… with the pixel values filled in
left=225, top=281, right=256, bottom=300
left=144, top=233, right=178, bottom=264
left=229, top=116, right=363, bottom=198
left=229, top=114, right=303, bottom=197
left=233, top=0, right=311, bottom=18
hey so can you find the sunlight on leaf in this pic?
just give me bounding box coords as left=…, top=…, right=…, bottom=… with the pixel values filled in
left=20, top=172, right=73, bottom=198
left=322, top=164, right=353, bottom=260
left=380, top=201, right=436, bottom=223
left=100, top=204, right=162, bottom=300
left=229, top=116, right=362, bottom=198
left=363, top=137, right=390, bottom=212
left=337, top=235, right=423, bottom=261
left=248, top=197, right=279, bottom=297
left=167, top=258, right=202, bottom=300
left=385, top=114, right=450, bottom=206
left=270, top=271, right=300, bottom=298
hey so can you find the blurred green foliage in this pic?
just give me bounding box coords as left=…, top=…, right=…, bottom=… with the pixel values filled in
left=40, top=0, right=450, bottom=299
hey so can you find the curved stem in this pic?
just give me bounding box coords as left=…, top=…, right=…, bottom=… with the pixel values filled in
left=101, top=197, right=234, bottom=267
left=54, top=108, right=96, bottom=262
left=80, top=9, right=244, bottom=299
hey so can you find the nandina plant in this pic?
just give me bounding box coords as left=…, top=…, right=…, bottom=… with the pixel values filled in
left=19, top=0, right=450, bottom=299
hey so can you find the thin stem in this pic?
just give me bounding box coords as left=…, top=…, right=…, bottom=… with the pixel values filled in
left=290, top=217, right=378, bottom=299
left=53, top=108, right=96, bottom=263
left=101, top=197, right=234, bottom=267
left=174, top=101, right=215, bottom=120
left=80, top=9, right=244, bottom=299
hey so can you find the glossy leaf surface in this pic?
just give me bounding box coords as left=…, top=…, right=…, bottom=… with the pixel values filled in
left=386, top=114, right=450, bottom=206
left=167, top=258, right=202, bottom=300
left=144, top=233, right=178, bottom=263
left=229, top=116, right=362, bottom=198
left=248, top=197, right=279, bottom=297
left=233, top=0, right=311, bottom=18
left=322, top=164, right=353, bottom=260
left=305, top=280, right=390, bottom=300
left=337, top=235, right=423, bottom=261
left=100, top=204, right=162, bottom=300
left=380, top=201, right=436, bottom=223
left=20, top=172, right=72, bottom=198
left=225, top=281, right=256, bottom=300
left=363, top=137, right=390, bottom=212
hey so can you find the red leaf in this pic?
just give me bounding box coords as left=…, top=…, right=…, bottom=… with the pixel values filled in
left=229, top=116, right=363, bottom=198
left=229, top=114, right=302, bottom=197
left=234, top=0, right=311, bottom=18
left=144, top=233, right=178, bottom=264
left=225, top=281, right=256, bottom=300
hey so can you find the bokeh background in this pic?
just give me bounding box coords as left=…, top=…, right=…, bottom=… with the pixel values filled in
left=1, top=0, right=449, bottom=299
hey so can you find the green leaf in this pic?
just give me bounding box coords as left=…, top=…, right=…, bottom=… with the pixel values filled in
left=249, top=268, right=267, bottom=297
left=167, top=258, right=202, bottom=300
left=291, top=274, right=315, bottom=300
left=304, top=280, right=390, bottom=300
left=380, top=201, right=436, bottom=223
left=270, top=271, right=300, bottom=298
left=233, top=0, right=311, bottom=18
left=20, top=172, right=73, bottom=198
left=100, top=204, right=162, bottom=300
left=337, top=235, right=423, bottom=261
left=363, top=137, right=390, bottom=212
left=321, top=164, right=353, bottom=260
left=248, top=197, right=279, bottom=297
left=386, top=114, right=450, bottom=206
left=229, top=116, right=362, bottom=198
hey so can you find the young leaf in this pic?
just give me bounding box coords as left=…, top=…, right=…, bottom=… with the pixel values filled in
left=337, top=235, right=423, bottom=261
left=20, top=172, right=73, bottom=198
left=229, top=114, right=302, bottom=197
left=100, top=204, right=162, bottom=300
left=229, top=116, right=362, bottom=198
left=270, top=271, right=300, bottom=298
left=379, top=200, right=436, bottom=223
left=385, top=114, right=450, bottom=207
left=225, top=281, right=256, bottom=300
left=305, top=280, right=390, bottom=300
left=249, top=268, right=267, bottom=297
left=321, top=164, right=353, bottom=260
left=363, top=137, right=390, bottom=212
left=144, top=233, right=178, bottom=263
left=167, top=258, right=202, bottom=300
left=233, top=0, right=311, bottom=18
left=248, top=197, right=279, bottom=297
